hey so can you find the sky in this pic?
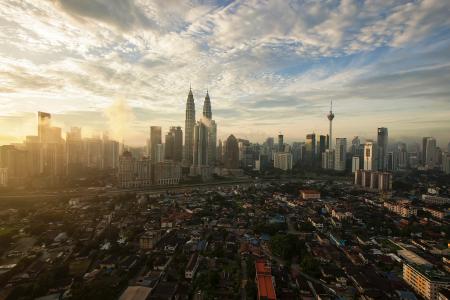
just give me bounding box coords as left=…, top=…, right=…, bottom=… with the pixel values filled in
left=0, top=0, right=450, bottom=147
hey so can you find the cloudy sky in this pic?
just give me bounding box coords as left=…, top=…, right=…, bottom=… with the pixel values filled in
left=0, top=0, right=449, bottom=146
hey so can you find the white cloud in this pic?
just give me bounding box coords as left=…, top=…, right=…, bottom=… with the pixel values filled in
left=0, top=0, right=449, bottom=145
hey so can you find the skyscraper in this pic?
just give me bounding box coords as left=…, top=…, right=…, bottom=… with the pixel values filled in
left=164, top=126, right=182, bottom=162
left=423, top=137, right=437, bottom=169
left=190, top=91, right=217, bottom=176
left=263, top=137, right=275, bottom=162
left=322, top=149, right=335, bottom=170
left=422, top=137, right=429, bottom=165
left=352, top=156, right=360, bottom=173
left=224, top=134, right=239, bottom=169
left=364, top=141, right=378, bottom=171
left=397, top=143, right=408, bottom=169
left=150, top=126, right=162, bottom=161
left=207, top=120, right=217, bottom=166
left=292, top=142, right=304, bottom=164
left=172, top=127, right=183, bottom=162
left=85, top=136, right=103, bottom=169
left=202, top=91, right=217, bottom=167
left=37, top=112, right=65, bottom=177
left=25, top=135, right=41, bottom=176
left=192, top=121, right=208, bottom=167
left=278, top=133, right=284, bottom=152
left=0, top=145, right=27, bottom=187
left=103, top=134, right=119, bottom=170
left=351, top=136, right=361, bottom=156
left=274, top=152, right=293, bottom=171
left=117, top=151, right=152, bottom=188
left=318, top=135, right=327, bottom=162
left=305, top=133, right=316, bottom=162
left=66, top=127, right=84, bottom=175
left=165, top=131, right=174, bottom=160
left=191, top=120, right=211, bottom=178
left=155, top=144, right=165, bottom=163
left=203, top=90, right=212, bottom=119
left=377, top=127, right=388, bottom=170
left=334, top=138, right=347, bottom=171
left=327, top=101, right=335, bottom=150
left=443, top=152, right=450, bottom=174
left=217, top=139, right=223, bottom=164
left=38, top=111, right=51, bottom=143
left=386, top=152, right=396, bottom=171
left=184, top=87, right=196, bottom=165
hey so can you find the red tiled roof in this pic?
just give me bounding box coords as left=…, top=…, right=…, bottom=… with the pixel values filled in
left=299, top=189, right=320, bottom=194
left=257, top=274, right=277, bottom=300
left=255, top=260, right=271, bottom=275
left=255, top=260, right=276, bottom=299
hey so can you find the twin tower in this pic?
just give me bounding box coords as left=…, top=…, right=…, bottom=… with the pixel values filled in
left=184, top=87, right=217, bottom=177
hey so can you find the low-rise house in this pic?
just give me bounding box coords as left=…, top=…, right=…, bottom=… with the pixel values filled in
left=299, top=190, right=321, bottom=200
left=140, top=231, right=162, bottom=250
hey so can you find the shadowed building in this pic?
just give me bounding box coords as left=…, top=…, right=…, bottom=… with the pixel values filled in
left=377, top=127, right=388, bottom=170
left=165, top=126, right=183, bottom=162
left=150, top=126, right=162, bottom=162
left=305, top=133, right=316, bottom=162
left=224, top=134, right=239, bottom=169
left=334, top=138, right=347, bottom=171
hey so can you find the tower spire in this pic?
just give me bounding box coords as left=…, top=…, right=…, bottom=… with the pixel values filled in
left=327, top=100, right=335, bottom=150
left=203, top=89, right=212, bottom=119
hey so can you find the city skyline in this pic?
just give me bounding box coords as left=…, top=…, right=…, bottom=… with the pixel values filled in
left=1, top=3, right=450, bottom=299
left=1, top=103, right=449, bottom=149
left=1, top=1, right=450, bottom=145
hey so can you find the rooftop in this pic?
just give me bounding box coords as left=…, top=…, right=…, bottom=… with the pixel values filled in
left=119, top=286, right=152, bottom=300
left=257, top=274, right=276, bottom=300
left=397, top=249, right=432, bottom=267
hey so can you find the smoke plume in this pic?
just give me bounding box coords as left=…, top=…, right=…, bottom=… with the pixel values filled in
left=104, top=98, right=134, bottom=143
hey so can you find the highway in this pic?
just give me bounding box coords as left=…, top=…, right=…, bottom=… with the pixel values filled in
left=0, top=178, right=256, bottom=201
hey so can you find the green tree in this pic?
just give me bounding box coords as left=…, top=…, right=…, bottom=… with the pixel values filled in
left=269, top=234, right=306, bottom=261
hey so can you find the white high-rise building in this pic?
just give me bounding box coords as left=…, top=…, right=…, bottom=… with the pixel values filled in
left=334, top=138, right=347, bottom=171
left=352, top=156, right=360, bottom=173
left=274, top=152, right=292, bottom=171
left=153, top=161, right=181, bottom=185
left=364, top=141, right=378, bottom=171
left=155, top=144, right=165, bottom=163
left=192, top=120, right=208, bottom=168
left=117, top=151, right=152, bottom=188
left=322, top=149, right=335, bottom=170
